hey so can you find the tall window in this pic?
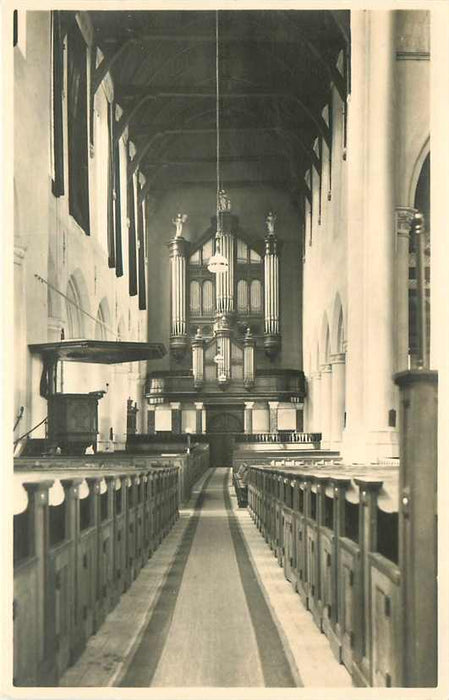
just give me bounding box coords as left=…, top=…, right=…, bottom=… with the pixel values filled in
left=67, top=20, right=90, bottom=233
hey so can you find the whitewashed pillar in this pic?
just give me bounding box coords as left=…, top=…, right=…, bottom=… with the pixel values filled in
left=330, top=352, right=346, bottom=450
left=244, top=401, right=255, bottom=434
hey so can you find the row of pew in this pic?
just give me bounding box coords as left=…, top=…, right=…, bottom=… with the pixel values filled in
left=248, top=463, right=403, bottom=687
left=13, top=463, right=179, bottom=686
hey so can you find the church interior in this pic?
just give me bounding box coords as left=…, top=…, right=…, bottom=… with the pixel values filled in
left=8, top=6, right=444, bottom=692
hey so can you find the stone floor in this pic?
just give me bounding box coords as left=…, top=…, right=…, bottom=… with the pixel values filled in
left=60, top=468, right=351, bottom=688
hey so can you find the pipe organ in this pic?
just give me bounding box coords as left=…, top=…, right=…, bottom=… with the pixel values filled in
left=168, top=206, right=282, bottom=384
left=263, top=213, right=281, bottom=358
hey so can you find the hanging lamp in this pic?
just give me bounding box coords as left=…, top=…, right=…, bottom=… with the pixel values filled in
left=207, top=10, right=229, bottom=275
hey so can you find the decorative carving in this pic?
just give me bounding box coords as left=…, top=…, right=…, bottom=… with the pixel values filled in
left=395, top=206, right=416, bottom=238
left=266, top=211, right=277, bottom=235
left=218, top=189, right=231, bottom=212
left=172, top=212, right=188, bottom=239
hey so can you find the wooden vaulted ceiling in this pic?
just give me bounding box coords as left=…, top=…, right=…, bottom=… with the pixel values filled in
left=88, top=10, right=349, bottom=203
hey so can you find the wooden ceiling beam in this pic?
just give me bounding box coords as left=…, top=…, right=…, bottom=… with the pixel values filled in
left=149, top=178, right=290, bottom=191
left=115, top=91, right=329, bottom=145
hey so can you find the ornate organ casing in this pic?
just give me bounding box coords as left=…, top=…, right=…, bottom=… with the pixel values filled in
left=168, top=207, right=282, bottom=383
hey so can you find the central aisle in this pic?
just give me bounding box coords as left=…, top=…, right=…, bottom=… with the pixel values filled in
left=120, top=468, right=298, bottom=687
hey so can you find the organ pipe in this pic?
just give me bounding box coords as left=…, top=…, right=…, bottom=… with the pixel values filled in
left=263, top=213, right=281, bottom=358
left=216, top=231, right=234, bottom=314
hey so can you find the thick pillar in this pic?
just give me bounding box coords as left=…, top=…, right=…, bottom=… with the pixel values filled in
left=395, top=369, right=437, bottom=687
left=168, top=235, right=189, bottom=359
left=268, top=401, right=279, bottom=433
left=170, top=402, right=181, bottom=435
left=244, top=401, right=254, bottom=434
left=395, top=207, right=415, bottom=372
left=194, top=402, right=205, bottom=434
left=330, top=353, right=346, bottom=450
left=344, top=11, right=397, bottom=461
left=320, top=364, right=332, bottom=447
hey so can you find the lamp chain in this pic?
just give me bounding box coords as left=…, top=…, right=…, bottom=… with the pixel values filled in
left=216, top=9, right=220, bottom=216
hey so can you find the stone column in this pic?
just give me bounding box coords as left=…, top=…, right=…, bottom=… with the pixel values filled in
left=344, top=11, right=397, bottom=461
left=320, top=363, right=332, bottom=448
left=364, top=11, right=397, bottom=457
left=170, top=402, right=181, bottom=435
left=194, top=402, right=205, bottom=434
left=395, top=207, right=415, bottom=372
left=147, top=405, right=155, bottom=434
left=244, top=401, right=254, bottom=434
left=330, top=353, right=346, bottom=451
left=268, top=401, right=279, bottom=433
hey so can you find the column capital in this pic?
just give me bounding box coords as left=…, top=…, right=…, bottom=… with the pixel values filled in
left=395, top=206, right=417, bottom=238
left=245, top=401, right=255, bottom=410
left=194, top=402, right=204, bottom=410
left=320, top=363, right=332, bottom=373
left=147, top=404, right=156, bottom=411
left=170, top=402, right=181, bottom=410
left=330, top=352, right=346, bottom=365
left=268, top=401, right=279, bottom=410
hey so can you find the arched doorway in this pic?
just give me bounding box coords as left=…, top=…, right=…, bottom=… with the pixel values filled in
left=207, top=410, right=244, bottom=468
